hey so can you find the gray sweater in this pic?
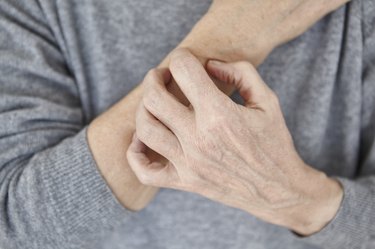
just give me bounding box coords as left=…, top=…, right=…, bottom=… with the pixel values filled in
left=0, top=0, right=374, bottom=248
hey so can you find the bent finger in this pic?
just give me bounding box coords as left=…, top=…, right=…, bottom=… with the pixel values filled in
left=169, top=48, right=224, bottom=110
left=126, top=133, right=179, bottom=188
left=143, top=68, right=193, bottom=136
left=136, top=103, right=182, bottom=163
left=207, top=60, right=276, bottom=110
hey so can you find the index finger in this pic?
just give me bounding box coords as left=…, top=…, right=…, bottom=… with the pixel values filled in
left=169, top=48, right=222, bottom=110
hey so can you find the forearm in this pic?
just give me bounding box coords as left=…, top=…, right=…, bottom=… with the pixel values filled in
left=88, top=84, right=154, bottom=211
left=87, top=37, right=272, bottom=211
left=87, top=0, right=351, bottom=211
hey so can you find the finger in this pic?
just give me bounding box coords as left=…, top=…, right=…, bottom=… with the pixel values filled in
left=126, top=133, right=179, bottom=187
left=136, top=103, right=182, bottom=163
left=169, top=48, right=224, bottom=110
left=143, top=68, right=193, bottom=136
left=207, top=60, right=275, bottom=109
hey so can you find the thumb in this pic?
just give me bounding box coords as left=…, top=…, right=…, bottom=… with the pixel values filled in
left=207, top=60, right=272, bottom=108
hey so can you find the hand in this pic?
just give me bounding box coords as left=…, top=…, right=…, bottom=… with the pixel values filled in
left=88, top=0, right=349, bottom=212
left=127, top=49, right=343, bottom=235
left=181, top=0, right=350, bottom=65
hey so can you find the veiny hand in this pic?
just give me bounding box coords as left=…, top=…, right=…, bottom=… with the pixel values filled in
left=127, top=49, right=343, bottom=235
left=88, top=0, right=349, bottom=213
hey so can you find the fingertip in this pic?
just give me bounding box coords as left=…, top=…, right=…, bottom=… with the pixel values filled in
left=207, top=59, right=225, bottom=71
left=206, top=59, right=231, bottom=83
left=126, top=134, right=150, bottom=172
left=207, top=59, right=226, bottom=68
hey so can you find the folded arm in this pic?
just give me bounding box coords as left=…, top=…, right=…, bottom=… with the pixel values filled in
left=0, top=0, right=349, bottom=246
left=89, top=0, right=350, bottom=211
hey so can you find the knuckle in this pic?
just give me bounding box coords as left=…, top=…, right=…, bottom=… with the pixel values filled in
left=137, top=121, right=154, bottom=142
left=204, top=114, right=230, bottom=133
left=205, top=99, right=223, bottom=113
left=195, top=117, right=234, bottom=160
left=137, top=171, right=153, bottom=185
left=143, top=88, right=161, bottom=110
left=268, top=91, right=280, bottom=107
left=165, top=143, right=180, bottom=158
left=145, top=68, right=160, bottom=83
left=194, top=133, right=218, bottom=157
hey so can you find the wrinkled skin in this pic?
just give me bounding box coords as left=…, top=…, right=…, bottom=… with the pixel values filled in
left=88, top=0, right=349, bottom=213
left=127, top=49, right=343, bottom=236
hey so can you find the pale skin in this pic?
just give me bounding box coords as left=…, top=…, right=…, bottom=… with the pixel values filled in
left=127, top=49, right=343, bottom=236
left=87, top=0, right=349, bottom=235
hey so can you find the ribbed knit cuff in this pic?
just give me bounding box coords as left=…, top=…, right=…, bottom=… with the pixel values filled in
left=293, top=177, right=373, bottom=249
left=40, top=127, right=130, bottom=239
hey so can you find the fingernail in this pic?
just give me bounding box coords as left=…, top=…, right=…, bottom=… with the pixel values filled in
left=208, top=60, right=225, bottom=66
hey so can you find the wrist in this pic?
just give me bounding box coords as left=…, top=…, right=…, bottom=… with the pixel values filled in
left=287, top=169, right=344, bottom=236
left=178, top=12, right=275, bottom=67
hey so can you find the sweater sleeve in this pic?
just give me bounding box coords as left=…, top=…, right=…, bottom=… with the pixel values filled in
left=0, top=1, right=129, bottom=248
left=294, top=1, right=375, bottom=248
